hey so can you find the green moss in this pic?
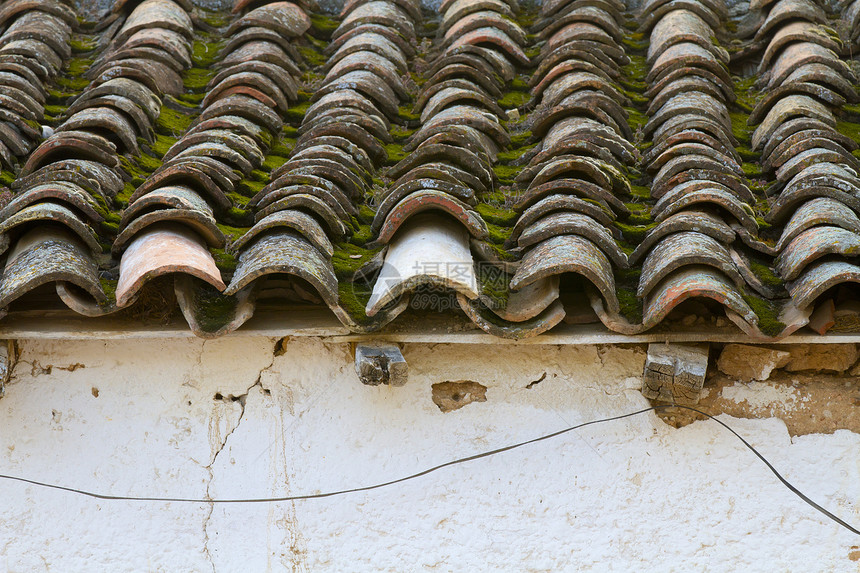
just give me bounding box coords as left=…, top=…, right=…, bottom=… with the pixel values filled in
left=498, top=90, right=530, bottom=109
left=614, top=220, right=655, bottom=244
left=331, top=242, right=382, bottom=279
left=485, top=222, right=512, bottom=244
left=248, top=169, right=268, bottom=183
left=310, top=13, right=339, bottom=36
left=742, top=162, right=762, bottom=176
left=297, top=45, right=327, bottom=68
left=383, top=143, right=407, bottom=166
left=476, top=262, right=511, bottom=310
left=237, top=178, right=266, bottom=198
left=99, top=220, right=119, bottom=236
left=163, top=95, right=199, bottom=111
left=493, top=164, right=519, bottom=186
left=350, top=223, right=374, bottom=246
left=625, top=108, right=647, bottom=132
left=357, top=204, right=375, bottom=225
left=284, top=101, right=310, bottom=124
left=621, top=55, right=648, bottom=84
left=197, top=9, right=231, bottom=28
left=733, top=75, right=760, bottom=113
left=132, top=151, right=161, bottom=174
left=44, top=104, right=65, bottom=118
left=150, top=133, right=177, bottom=158
left=155, top=106, right=194, bottom=136
left=337, top=280, right=373, bottom=323
left=390, top=125, right=415, bottom=141
left=476, top=203, right=518, bottom=226
left=191, top=40, right=223, bottom=68
left=55, top=75, right=90, bottom=92
left=496, top=143, right=537, bottom=163
left=629, top=184, right=650, bottom=200
left=182, top=68, right=214, bottom=92
left=410, top=72, right=426, bottom=88
left=270, top=140, right=293, bottom=156
left=70, top=36, right=96, bottom=53
left=262, top=154, right=287, bottom=172
left=98, top=274, right=117, bottom=294
left=192, top=284, right=239, bottom=332
left=624, top=202, right=653, bottom=225
left=0, top=170, right=14, bottom=186
left=748, top=258, right=783, bottom=289
left=730, top=112, right=751, bottom=146
left=397, top=105, right=420, bottom=123
left=742, top=294, right=786, bottom=337
left=836, top=120, right=860, bottom=143
left=737, top=146, right=758, bottom=162
left=65, top=57, right=94, bottom=78
left=175, top=92, right=205, bottom=106
left=621, top=33, right=648, bottom=51
left=616, top=288, right=643, bottom=323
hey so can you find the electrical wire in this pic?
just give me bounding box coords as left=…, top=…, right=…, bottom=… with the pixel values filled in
left=0, top=404, right=857, bottom=535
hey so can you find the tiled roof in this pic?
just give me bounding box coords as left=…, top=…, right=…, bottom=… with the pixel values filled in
left=1, top=0, right=860, bottom=338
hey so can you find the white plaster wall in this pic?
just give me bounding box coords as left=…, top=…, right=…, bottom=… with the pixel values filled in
left=0, top=337, right=857, bottom=572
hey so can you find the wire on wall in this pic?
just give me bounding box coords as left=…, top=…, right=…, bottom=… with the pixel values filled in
left=0, top=405, right=857, bottom=536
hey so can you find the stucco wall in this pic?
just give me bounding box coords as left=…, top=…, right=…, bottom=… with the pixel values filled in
left=0, top=337, right=857, bottom=572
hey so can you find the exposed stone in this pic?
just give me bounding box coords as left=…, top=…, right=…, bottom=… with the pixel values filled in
left=642, top=343, right=709, bottom=404
left=779, top=344, right=859, bottom=372
left=717, top=344, right=790, bottom=381
left=431, top=380, right=487, bottom=412
left=354, top=344, right=408, bottom=386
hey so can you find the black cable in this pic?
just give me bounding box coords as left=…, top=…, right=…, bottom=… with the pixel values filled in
left=0, top=405, right=857, bottom=536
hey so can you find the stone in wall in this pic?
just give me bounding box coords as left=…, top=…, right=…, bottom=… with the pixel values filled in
left=717, top=344, right=790, bottom=381
left=780, top=344, right=859, bottom=373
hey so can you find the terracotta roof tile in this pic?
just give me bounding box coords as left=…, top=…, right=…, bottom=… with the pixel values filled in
left=3, top=0, right=860, bottom=338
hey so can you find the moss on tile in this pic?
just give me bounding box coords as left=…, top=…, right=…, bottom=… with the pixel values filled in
left=476, top=261, right=510, bottom=310
left=476, top=203, right=518, bottom=226
left=614, top=220, right=655, bottom=244
left=625, top=108, right=647, bottom=133
left=261, top=154, right=287, bottom=172
left=236, top=178, right=266, bottom=198
left=310, top=13, right=339, bottom=37
left=493, top=164, right=519, bottom=186
left=156, top=105, right=195, bottom=137
left=150, top=133, right=177, bottom=158
left=496, top=142, right=536, bottom=163
left=175, top=92, right=206, bottom=106
left=337, top=280, right=373, bottom=324
left=614, top=288, right=642, bottom=323
left=733, top=75, right=760, bottom=113
left=283, top=100, right=310, bottom=124
left=742, top=162, right=762, bottom=176
left=748, top=256, right=783, bottom=289
left=182, top=67, right=214, bottom=92
left=297, top=45, right=327, bottom=68
left=383, top=142, right=407, bottom=166
left=836, top=120, right=860, bottom=143
left=498, top=88, right=530, bottom=109
left=730, top=112, right=752, bottom=146
left=485, top=221, right=513, bottom=244
left=621, top=32, right=648, bottom=51
left=742, top=293, right=786, bottom=337
left=192, top=284, right=239, bottom=331
left=331, top=241, right=383, bottom=279
left=191, top=39, right=224, bottom=68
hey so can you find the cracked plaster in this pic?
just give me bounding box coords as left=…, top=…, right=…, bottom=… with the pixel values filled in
left=0, top=338, right=857, bottom=571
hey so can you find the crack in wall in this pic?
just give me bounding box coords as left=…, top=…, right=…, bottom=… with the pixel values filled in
left=201, top=343, right=278, bottom=571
